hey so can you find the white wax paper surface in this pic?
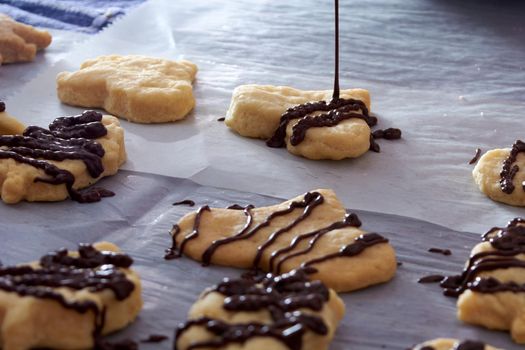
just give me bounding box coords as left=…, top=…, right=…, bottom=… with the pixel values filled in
left=4, top=0, right=525, bottom=230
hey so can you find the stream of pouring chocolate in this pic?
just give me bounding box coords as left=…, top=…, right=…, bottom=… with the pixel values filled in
left=266, top=0, right=401, bottom=152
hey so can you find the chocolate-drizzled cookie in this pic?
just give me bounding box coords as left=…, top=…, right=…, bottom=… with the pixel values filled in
left=433, top=218, right=525, bottom=344
left=225, top=0, right=400, bottom=160
left=174, top=268, right=345, bottom=350
left=0, top=110, right=126, bottom=204
left=166, top=189, right=397, bottom=292
left=473, top=140, right=525, bottom=206
left=0, top=242, right=142, bottom=350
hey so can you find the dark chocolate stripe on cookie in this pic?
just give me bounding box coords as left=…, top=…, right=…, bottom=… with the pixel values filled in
left=500, top=140, right=525, bottom=194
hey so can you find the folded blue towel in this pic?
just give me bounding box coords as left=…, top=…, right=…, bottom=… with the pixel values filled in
left=0, top=0, right=145, bottom=33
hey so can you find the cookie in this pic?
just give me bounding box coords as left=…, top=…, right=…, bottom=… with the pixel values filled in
left=0, top=110, right=126, bottom=204
left=165, top=189, right=397, bottom=292
left=224, top=85, right=400, bottom=160
left=0, top=14, right=52, bottom=65
left=56, top=55, right=198, bottom=123
left=438, top=218, right=525, bottom=343
left=0, top=242, right=142, bottom=350
left=473, top=140, right=525, bottom=206
left=413, top=339, right=499, bottom=350
left=175, top=268, right=345, bottom=350
left=0, top=102, right=25, bottom=135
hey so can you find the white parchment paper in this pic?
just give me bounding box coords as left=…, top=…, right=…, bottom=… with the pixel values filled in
left=4, top=0, right=525, bottom=232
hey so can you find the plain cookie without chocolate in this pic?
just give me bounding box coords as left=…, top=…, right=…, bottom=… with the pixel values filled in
left=0, top=102, right=25, bottom=135
left=57, top=55, right=197, bottom=123
left=0, top=14, right=51, bottom=65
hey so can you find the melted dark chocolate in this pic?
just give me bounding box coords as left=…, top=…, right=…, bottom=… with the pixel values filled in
left=420, top=340, right=485, bottom=350
left=173, top=199, right=196, bottom=207
left=439, top=218, right=525, bottom=297
left=0, top=110, right=114, bottom=203
left=0, top=244, right=135, bottom=346
left=264, top=0, right=401, bottom=153
left=455, top=340, right=486, bottom=350
left=266, top=98, right=377, bottom=148
left=418, top=275, right=445, bottom=284
left=469, top=148, right=482, bottom=165
left=164, top=206, right=211, bottom=260
left=0, top=101, right=5, bottom=113
left=94, top=338, right=138, bottom=350
left=301, top=232, right=388, bottom=269
left=428, top=248, right=451, bottom=256
left=500, top=140, right=525, bottom=194
left=140, top=334, right=169, bottom=343
left=372, top=128, right=402, bottom=140
left=174, top=269, right=329, bottom=350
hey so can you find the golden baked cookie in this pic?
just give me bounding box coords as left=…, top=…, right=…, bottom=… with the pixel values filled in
left=0, top=110, right=126, bottom=204
left=56, top=55, right=198, bottom=123
left=413, top=339, right=499, bottom=350
left=439, top=218, right=525, bottom=344
left=0, top=14, right=51, bottom=65
left=224, top=85, right=401, bottom=160
left=175, top=269, right=345, bottom=350
left=165, top=188, right=397, bottom=292
left=0, top=241, right=143, bottom=350
left=473, top=140, right=525, bottom=206
left=0, top=102, right=25, bottom=135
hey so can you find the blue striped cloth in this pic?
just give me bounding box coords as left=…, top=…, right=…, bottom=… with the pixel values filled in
left=0, top=0, right=146, bottom=33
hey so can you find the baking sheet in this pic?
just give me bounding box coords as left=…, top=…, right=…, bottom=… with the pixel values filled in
left=0, top=170, right=520, bottom=349
left=4, top=0, right=525, bottom=233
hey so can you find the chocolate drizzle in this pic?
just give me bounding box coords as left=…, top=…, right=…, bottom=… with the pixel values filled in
left=0, top=244, right=135, bottom=345
left=301, top=232, right=388, bottom=269
left=469, top=148, right=481, bottom=165
left=173, top=199, right=195, bottom=207
left=166, top=191, right=388, bottom=281
left=264, top=0, right=401, bottom=152
left=420, top=340, right=485, bottom=350
left=428, top=247, right=451, bottom=256
left=439, top=217, right=525, bottom=297
left=140, top=334, right=169, bottom=343
left=95, top=339, right=138, bottom=350
left=174, top=269, right=330, bottom=350
left=418, top=274, right=445, bottom=284
left=270, top=212, right=362, bottom=273
left=500, top=140, right=525, bottom=194
left=0, top=110, right=115, bottom=203
left=266, top=98, right=378, bottom=149
left=165, top=206, right=211, bottom=260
